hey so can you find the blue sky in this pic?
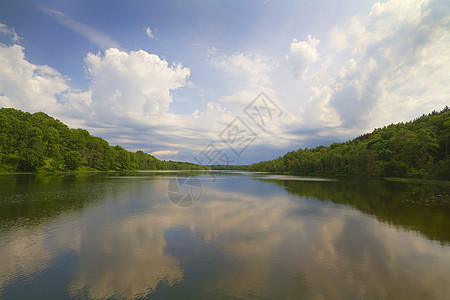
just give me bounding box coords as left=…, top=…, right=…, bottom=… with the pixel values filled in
left=0, top=0, right=449, bottom=164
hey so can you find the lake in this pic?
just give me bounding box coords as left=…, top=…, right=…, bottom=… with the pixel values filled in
left=0, top=171, right=449, bottom=299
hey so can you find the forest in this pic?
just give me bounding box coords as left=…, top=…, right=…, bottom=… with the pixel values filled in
left=2, top=107, right=449, bottom=178
left=0, top=108, right=209, bottom=173
left=248, top=107, right=450, bottom=180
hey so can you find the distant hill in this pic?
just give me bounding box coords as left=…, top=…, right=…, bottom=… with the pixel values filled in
left=248, top=107, right=450, bottom=180
left=0, top=108, right=208, bottom=173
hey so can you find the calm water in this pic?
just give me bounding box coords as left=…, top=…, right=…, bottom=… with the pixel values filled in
left=0, top=172, right=449, bottom=299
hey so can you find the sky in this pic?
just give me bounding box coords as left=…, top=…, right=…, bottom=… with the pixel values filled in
left=0, top=0, right=449, bottom=164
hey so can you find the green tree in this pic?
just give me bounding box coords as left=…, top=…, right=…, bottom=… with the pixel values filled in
left=64, top=150, right=81, bottom=171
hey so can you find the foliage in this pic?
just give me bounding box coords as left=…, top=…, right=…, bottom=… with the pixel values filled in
left=0, top=108, right=209, bottom=173
left=248, top=107, right=450, bottom=180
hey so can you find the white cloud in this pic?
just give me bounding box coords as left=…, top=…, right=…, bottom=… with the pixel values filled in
left=306, top=85, right=341, bottom=128
left=219, top=89, right=262, bottom=106
left=208, top=50, right=281, bottom=129
left=150, top=150, right=179, bottom=157
left=211, top=52, right=274, bottom=88
left=0, top=43, right=99, bottom=128
left=296, top=0, right=450, bottom=134
left=287, top=34, right=320, bottom=79
left=206, top=50, right=293, bottom=151
left=85, top=48, right=190, bottom=123
left=0, top=44, right=67, bottom=114
left=329, top=17, right=368, bottom=53
left=43, top=8, right=119, bottom=49
left=145, top=26, right=155, bottom=39
left=0, top=23, right=20, bottom=43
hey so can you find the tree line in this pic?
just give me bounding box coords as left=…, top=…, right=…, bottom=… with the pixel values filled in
left=248, top=107, right=450, bottom=180
left=0, top=108, right=209, bottom=172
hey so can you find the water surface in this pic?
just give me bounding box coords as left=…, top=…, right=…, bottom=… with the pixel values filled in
left=0, top=172, right=449, bottom=299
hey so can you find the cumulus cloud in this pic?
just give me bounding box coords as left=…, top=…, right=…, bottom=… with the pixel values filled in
left=84, top=48, right=190, bottom=125
left=287, top=34, right=320, bottom=79
left=0, top=43, right=96, bottom=128
left=296, top=0, right=450, bottom=134
left=0, top=44, right=68, bottom=114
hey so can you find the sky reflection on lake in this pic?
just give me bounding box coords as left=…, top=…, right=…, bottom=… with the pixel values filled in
left=0, top=173, right=449, bottom=299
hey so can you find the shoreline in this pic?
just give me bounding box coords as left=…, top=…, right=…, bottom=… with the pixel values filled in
left=1, top=170, right=449, bottom=185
